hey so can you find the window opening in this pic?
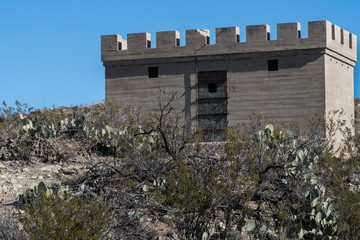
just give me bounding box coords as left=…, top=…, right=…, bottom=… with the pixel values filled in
left=176, top=38, right=180, bottom=47
left=148, top=67, right=158, bottom=78
left=236, top=34, right=240, bottom=42
left=298, top=30, right=301, bottom=39
left=208, top=83, right=217, bottom=93
left=268, top=59, right=278, bottom=71
left=267, top=32, right=270, bottom=41
left=118, top=42, right=122, bottom=50
left=206, top=36, right=210, bottom=44
left=341, top=29, right=344, bottom=44
left=197, top=71, right=227, bottom=141
left=350, top=34, right=353, bottom=48
left=332, top=25, right=335, bottom=40
left=147, top=40, right=151, bottom=48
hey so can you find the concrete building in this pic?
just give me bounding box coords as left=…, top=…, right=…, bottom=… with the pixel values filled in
left=101, top=21, right=357, bottom=141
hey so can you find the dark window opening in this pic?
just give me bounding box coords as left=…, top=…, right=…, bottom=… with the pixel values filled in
left=148, top=67, right=158, bottom=78
left=176, top=38, right=180, bottom=46
left=236, top=34, right=240, bottom=42
left=332, top=25, right=335, bottom=40
left=198, top=71, right=227, bottom=141
left=118, top=42, right=122, bottom=50
left=206, top=36, right=210, bottom=44
left=341, top=29, right=344, bottom=44
left=267, top=32, right=270, bottom=41
left=350, top=34, right=353, bottom=48
left=268, top=59, right=278, bottom=71
left=208, top=83, right=217, bottom=93
left=147, top=40, right=151, bottom=48
left=298, top=30, right=301, bottom=39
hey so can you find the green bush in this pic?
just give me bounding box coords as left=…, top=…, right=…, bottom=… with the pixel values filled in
left=18, top=194, right=113, bottom=240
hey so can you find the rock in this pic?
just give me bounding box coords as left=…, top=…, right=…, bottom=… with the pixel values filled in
left=0, top=162, right=6, bottom=170
left=0, top=188, right=8, bottom=203
left=38, top=175, right=44, bottom=180
left=0, top=175, right=8, bottom=180
left=60, top=167, right=76, bottom=175
left=41, top=165, right=61, bottom=172
left=13, top=184, right=22, bottom=191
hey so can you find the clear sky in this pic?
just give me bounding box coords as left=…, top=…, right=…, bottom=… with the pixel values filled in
left=0, top=0, right=359, bottom=109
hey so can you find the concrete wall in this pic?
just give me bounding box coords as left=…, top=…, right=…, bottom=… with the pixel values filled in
left=102, top=21, right=356, bottom=63
left=105, top=49, right=326, bottom=129
left=105, top=60, right=197, bottom=122
left=102, top=20, right=357, bottom=137
left=325, top=54, right=355, bottom=142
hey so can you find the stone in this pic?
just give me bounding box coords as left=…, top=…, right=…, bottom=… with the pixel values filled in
left=0, top=162, right=6, bottom=170
left=0, top=175, right=8, bottom=180
left=13, top=184, right=22, bottom=191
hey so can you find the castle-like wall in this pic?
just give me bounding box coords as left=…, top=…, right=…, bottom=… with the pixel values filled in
left=102, top=20, right=357, bottom=135
left=102, top=21, right=357, bottom=65
left=105, top=49, right=327, bottom=128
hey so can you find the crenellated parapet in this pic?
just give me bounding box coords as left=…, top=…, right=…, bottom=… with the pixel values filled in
left=101, top=21, right=357, bottom=65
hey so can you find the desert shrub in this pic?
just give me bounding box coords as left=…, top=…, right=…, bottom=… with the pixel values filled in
left=18, top=194, right=113, bottom=240
left=0, top=206, right=25, bottom=240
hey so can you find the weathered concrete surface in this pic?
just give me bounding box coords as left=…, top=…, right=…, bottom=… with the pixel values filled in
left=101, top=20, right=357, bottom=137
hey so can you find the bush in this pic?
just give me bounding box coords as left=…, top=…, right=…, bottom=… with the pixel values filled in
left=18, top=194, right=113, bottom=240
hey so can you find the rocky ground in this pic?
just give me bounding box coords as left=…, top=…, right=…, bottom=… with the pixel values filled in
left=0, top=156, right=95, bottom=205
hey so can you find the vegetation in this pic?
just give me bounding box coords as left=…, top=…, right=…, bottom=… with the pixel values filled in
left=19, top=194, right=112, bottom=240
left=0, top=96, right=360, bottom=239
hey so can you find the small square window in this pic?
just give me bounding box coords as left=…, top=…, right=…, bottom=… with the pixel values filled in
left=208, top=83, right=217, bottom=93
left=148, top=67, right=158, bottom=78
left=268, top=59, right=278, bottom=71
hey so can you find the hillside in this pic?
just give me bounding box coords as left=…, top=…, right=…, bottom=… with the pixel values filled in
left=1, top=100, right=360, bottom=239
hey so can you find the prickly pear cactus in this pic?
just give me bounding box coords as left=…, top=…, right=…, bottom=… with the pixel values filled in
left=18, top=181, right=68, bottom=204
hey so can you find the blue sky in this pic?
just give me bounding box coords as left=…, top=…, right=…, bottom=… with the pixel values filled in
left=0, top=0, right=359, bottom=109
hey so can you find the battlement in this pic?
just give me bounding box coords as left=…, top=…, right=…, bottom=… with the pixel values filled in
left=101, top=21, right=357, bottom=65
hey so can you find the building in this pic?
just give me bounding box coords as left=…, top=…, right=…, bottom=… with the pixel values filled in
left=101, top=21, right=357, bottom=141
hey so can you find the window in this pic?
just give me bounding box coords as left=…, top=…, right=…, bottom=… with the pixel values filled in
left=236, top=34, right=240, bottom=42
left=198, top=71, right=227, bottom=141
left=298, top=30, right=301, bottom=39
left=176, top=38, right=180, bottom=47
left=208, top=83, right=217, bottom=93
left=148, top=67, right=158, bottom=78
left=268, top=59, right=278, bottom=71
left=118, top=42, right=122, bottom=50
left=206, top=36, right=210, bottom=44
left=147, top=40, right=151, bottom=48
left=267, top=32, right=270, bottom=41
